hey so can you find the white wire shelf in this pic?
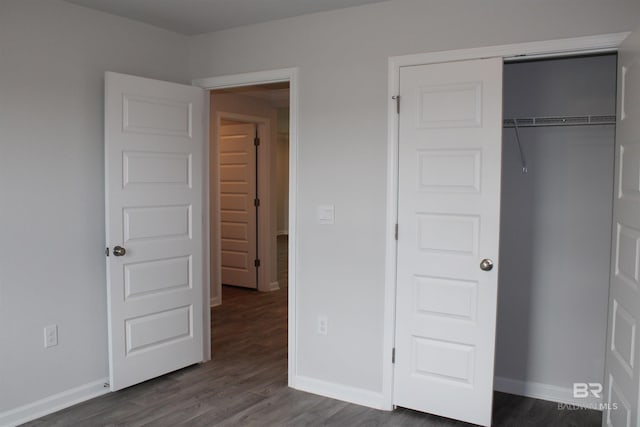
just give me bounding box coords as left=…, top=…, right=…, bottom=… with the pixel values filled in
left=503, top=115, right=616, bottom=128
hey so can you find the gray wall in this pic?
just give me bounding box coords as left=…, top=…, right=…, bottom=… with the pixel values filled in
left=189, top=1, right=637, bottom=395
left=496, top=55, right=616, bottom=390
left=0, top=0, right=189, bottom=412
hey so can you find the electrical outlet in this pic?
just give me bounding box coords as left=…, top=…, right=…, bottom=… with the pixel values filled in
left=44, top=324, right=58, bottom=348
left=317, top=316, right=328, bottom=335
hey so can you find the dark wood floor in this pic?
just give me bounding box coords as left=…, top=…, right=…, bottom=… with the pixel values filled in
left=24, top=237, right=601, bottom=426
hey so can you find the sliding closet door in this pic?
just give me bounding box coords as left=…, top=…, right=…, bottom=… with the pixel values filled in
left=603, top=26, right=640, bottom=427
left=394, top=57, right=503, bottom=427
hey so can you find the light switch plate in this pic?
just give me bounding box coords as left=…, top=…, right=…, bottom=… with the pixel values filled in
left=317, top=205, right=335, bottom=225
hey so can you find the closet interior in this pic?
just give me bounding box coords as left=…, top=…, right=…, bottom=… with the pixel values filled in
left=495, top=54, right=617, bottom=396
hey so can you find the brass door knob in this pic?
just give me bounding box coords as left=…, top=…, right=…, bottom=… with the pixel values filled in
left=480, top=258, right=493, bottom=271
left=113, top=246, right=126, bottom=257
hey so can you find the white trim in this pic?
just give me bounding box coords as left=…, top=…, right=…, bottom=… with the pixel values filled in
left=383, top=32, right=628, bottom=410
left=193, top=67, right=299, bottom=388
left=210, top=296, right=221, bottom=307
left=202, top=91, right=211, bottom=362
left=288, top=73, right=299, bottom=387
left=494, top=376, right=602, bottom=408
left=390, top=32, right=629, bottom=68
left=269, top=281, right=280, bottom=291
left=293, top=376, right=386, bottom=410
left=381, top=56, right=399, bottom=412
left=0, top=378, right=109, bottom=427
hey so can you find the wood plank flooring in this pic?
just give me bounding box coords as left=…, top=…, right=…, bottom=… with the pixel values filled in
left=24, top=237, right=601, bottom=426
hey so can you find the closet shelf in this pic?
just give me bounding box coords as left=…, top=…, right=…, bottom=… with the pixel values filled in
left=503, top=115, right=616, bottom=128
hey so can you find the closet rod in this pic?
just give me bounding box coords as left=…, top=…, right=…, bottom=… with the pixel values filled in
left=503, top=114, right=616, bottom=128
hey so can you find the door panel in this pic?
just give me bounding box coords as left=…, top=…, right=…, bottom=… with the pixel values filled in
left=105, top=72, right=204, bottom=391
left=219, top=124, right=258, bottom=288
left=394, top=58, right=503, bottom=427
left=603, top=26, right=640, bottom=427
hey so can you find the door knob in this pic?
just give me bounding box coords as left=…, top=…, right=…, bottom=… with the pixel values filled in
left=480, top=258, right=493, bottom=271
left=113, top=246, right=126, bottom=257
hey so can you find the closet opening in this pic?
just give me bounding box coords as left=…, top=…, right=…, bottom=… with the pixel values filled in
left=494, top=52, right=617, bottom=405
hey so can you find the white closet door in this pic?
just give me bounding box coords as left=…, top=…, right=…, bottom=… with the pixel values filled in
left=603, top=26, right=640, bottom=427
left=105, top=72, right=205, bottom=391
left=394, top=58, right=503, bottom=427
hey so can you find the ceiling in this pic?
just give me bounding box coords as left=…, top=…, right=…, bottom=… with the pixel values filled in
left=64, top=0, right=388, bottom=35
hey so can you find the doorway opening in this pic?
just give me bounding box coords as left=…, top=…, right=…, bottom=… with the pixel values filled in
left=194, top=67, right=298, bottom=385
left=210, top=82, right=290, bottom=296
left=207, top=81, right=291, bottom=382
left=495, top=53, right=617, bottom=406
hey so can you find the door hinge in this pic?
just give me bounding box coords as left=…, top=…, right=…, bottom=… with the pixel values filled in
left=254, top=137, right=260, bottom=147
left=254, top=259, right=261, bottom=268
left=392, top=347, right=396, bottom=364
left=392, top=95, right=400, bottom=114
left=254, top=198, right=260, bottom=207
left=394, top=224, right=398, bottom=241
left=105, top=247, right=109, bottom=257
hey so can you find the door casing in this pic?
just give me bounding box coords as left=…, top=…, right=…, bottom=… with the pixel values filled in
left=193, top=68, right=299, bottom=386
left=384, top=33, right=630, bottom=410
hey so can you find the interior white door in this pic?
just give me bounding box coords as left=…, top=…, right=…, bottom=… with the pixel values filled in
left=603, top=26, right=640, bottom=427
left=105, top=72, right=205, bottom=391
left=393, top=58, right=503, bottom=426
left=219, top=123, right=258, bottom=289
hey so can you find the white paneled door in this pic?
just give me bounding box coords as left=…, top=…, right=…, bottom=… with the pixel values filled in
left=105, top=72, right=205, bottom=391
left=219, top=124, right=258, bottom=289
left=394, top=58, right=503, bottom=426
left=603, top=26, right=640, bottom=427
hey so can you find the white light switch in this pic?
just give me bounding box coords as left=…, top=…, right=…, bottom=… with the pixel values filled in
left=317, top=205, right=335, bottom=224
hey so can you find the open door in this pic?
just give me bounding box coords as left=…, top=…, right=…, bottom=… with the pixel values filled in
left=393, top=57, right=503, bottom=426
left=603, top=25, right=640, bottom=427
left=219, top=123, right=259, bottom=289
left=105, top=72, right=205, bottom=391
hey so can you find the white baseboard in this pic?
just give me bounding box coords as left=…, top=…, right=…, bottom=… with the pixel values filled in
left=277, top=230, right=288, bottom=236
left=0, top=378, right=110, bottom=427
left=210, top=296, right=221, bottom=307
left=269, top=281, right=280, bottom=291
left=293, top=375, right=386, bottom=410
left=494, top=376, right=602, bottom=408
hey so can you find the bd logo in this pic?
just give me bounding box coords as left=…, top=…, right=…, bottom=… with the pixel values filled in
left=573, top=383, right=603, bottom=398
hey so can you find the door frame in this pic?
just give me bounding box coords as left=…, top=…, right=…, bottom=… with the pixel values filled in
left=193, top=67, right=299, bottom=386
left=383, top=33, right=629, bottom=409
